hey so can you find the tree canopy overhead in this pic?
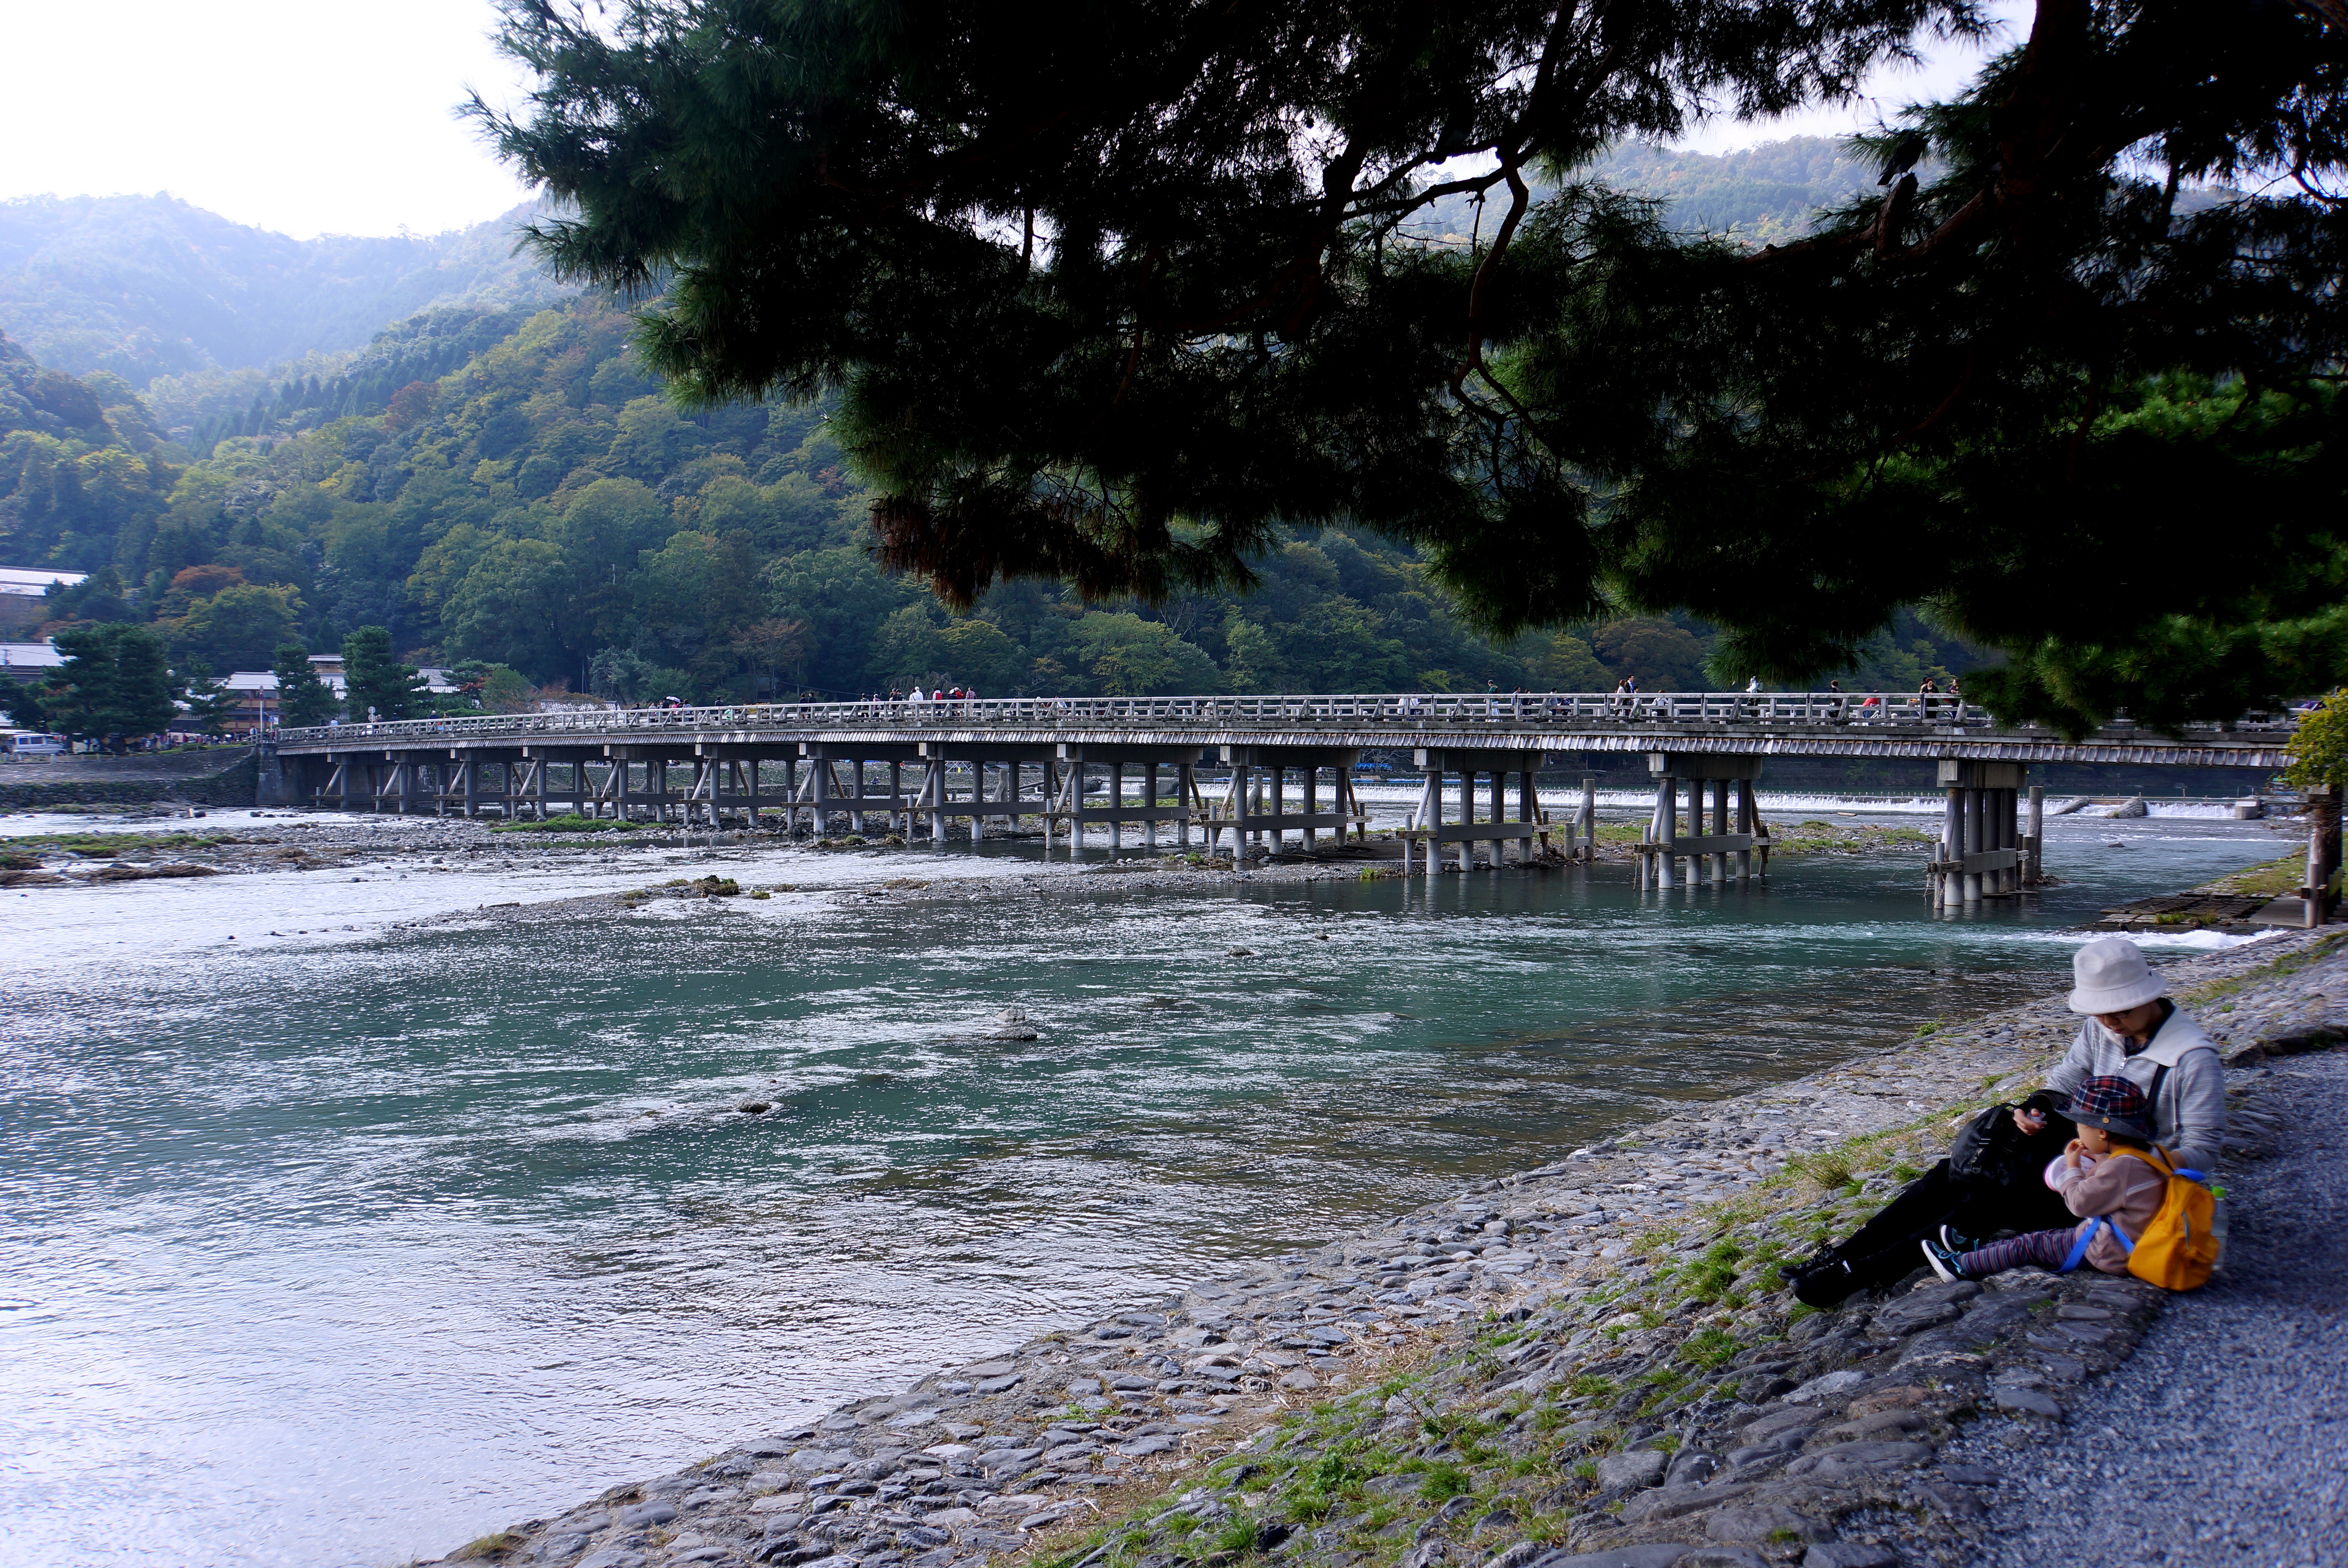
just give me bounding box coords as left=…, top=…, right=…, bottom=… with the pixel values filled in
left=482, top=0, right=2348, bottom=733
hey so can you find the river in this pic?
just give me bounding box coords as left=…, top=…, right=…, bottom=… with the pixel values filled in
left=0, top=803, right=2286, bottom=1567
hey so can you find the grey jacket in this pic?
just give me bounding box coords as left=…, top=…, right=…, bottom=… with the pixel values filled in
left=2046, top=1003, right=2227, bottom=1175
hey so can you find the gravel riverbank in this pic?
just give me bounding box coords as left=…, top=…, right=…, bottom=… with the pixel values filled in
left=416, top=929, right=2348, bottom=1568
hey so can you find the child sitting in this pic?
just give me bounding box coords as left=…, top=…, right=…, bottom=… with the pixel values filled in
left=1922, top=1075, right=2170, bottom=1280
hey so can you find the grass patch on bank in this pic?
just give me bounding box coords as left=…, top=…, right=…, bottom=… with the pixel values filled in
left=4, top=831, right=231, bottom=855
left=1767, top=821, right=1933, bottom=855
left=2190, top=852, right=2306, bottom=899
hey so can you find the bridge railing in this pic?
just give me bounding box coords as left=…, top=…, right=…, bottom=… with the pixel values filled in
left=271, top=691, right=2299, bottom=746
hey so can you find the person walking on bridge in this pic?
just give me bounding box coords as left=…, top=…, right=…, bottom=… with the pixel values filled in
left=1785, top=936, right=2224, bottom=1307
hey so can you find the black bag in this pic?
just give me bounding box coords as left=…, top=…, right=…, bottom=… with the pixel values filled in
left=1950, top=1091, right=2068, bottom=1188
left=1949, top=1103, right=2022, bottom=1187
left=1953, top=1089, right=2066, bottom=1188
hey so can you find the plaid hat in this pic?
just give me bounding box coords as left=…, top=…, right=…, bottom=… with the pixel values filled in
left=2063, top=1075, right=2152, bottom=1140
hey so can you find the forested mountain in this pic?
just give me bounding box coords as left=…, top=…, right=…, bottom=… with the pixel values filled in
left=0, top=138, right=1899, bottom=396
left=0, top=194, right=569, bottom=385
left=0, top=297, right=1987, bottom=706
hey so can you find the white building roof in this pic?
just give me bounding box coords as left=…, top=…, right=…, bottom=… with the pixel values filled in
left=0, top=568, right=89, bottom=599
left=1, top=641, right=65, bottom=668
left=224, top=670, right=350, bottom=695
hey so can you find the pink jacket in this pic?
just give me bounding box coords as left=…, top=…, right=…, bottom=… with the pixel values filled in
left=2050, top=1149, right=2171, bottom=1274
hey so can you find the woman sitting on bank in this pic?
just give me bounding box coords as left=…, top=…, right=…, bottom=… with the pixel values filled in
left=1788, top=936, right=2226, bottom=1306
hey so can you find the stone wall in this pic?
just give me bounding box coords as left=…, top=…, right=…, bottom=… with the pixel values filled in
left=0, top=750, right=258, bottom=811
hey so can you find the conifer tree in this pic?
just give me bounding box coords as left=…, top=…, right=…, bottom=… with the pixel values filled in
left=480, top=0, right=2348, bottom=731
left=177, top=659, right=243, bottom=734
left=339, top=626, right=426, bottom=721
left=271, top=643, right=342, bottom=728
left=42, top=623, right=175, bottom=752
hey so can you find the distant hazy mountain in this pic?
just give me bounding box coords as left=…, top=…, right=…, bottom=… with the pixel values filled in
left=1593, top=137, right=1887, bottom=240
left=1405, top=136, right=1889, bottom=246
left=0, top=194, right=574, bottom=385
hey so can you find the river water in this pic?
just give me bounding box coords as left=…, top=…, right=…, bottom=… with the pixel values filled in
left=0, top=806, right=2287, bottom=1567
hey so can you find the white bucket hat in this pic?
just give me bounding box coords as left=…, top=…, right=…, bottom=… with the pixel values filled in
left=2067, top=936, right=2166, bottom=1015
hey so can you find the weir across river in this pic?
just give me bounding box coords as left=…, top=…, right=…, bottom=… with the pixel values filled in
left=266, top=690, right=2296, bottom=904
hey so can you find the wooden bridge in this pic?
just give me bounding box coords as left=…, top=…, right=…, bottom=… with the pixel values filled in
left=265, top=690, right=2293, bottom=889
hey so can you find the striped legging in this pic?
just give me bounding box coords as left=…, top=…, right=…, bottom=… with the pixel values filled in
left=1960, top=1226, right=2083, bottom=1276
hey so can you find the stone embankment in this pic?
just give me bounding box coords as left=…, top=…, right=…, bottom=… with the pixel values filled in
left=423, top=932, right=2346, bottom=1568
left=0, top=746, right=258, bottom=809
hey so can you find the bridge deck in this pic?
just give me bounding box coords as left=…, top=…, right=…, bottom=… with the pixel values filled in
left=270, top=690, right=2294, bottom=770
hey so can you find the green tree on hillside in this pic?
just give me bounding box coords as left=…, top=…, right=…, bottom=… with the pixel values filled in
left=443, top=538, right=571, bottom=674
left=1278, top=599, right=1410, bottom=692
left=588, top=646, right=658, bottom=704
left=1072, top=613, right=1219, bottom=697
left=1219, top=612, right=1287, bottom=693
left=341, top=626, right=426, bottom=721
left=866, top=605, right=944, bottom=689
left=165, top=582, right=303, bottom=672
left=1537, top=633, right=1610, bottom=690
left=1596, top=618, right=1709, bottom=690
left=938, top=619, right=1023, bottom=693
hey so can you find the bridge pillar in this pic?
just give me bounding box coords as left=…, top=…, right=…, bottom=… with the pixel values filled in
left=1708, top=779, right=1727, bottom=883
left=1737, top=779, right=1758, bottom=881
left=1935, top=761, right=2026, bottom=907
left=2027, top=785, right=2044, bottom=884
left=1652, top=773, right=1675, bottom=889
left=1645, top=754, right=1763, bottom=890
left=1398, top=750, right=1542, bottom=875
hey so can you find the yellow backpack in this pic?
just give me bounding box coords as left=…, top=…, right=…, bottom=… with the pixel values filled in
left=2103, top=1146, right=2222, bottom=1291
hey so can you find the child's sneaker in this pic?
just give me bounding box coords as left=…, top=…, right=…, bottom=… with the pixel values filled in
left=1939, top=1223, right=1978, bottom=1253
left=1920, top=1237, right=1973, bottom=1283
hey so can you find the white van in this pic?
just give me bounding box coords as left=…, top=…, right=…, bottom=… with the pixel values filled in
left=7, top=732, right=67, bottom=757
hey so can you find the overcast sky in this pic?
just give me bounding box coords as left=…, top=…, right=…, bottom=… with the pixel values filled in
left=0, top=1, right=2034, bottom=241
